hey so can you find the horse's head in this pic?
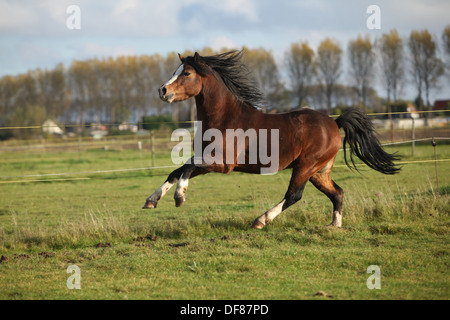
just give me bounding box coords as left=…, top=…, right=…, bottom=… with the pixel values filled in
left=159, top=52, right=203, bottom=103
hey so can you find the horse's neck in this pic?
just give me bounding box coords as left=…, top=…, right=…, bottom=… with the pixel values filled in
left=194, top=78, right=245, bottom=129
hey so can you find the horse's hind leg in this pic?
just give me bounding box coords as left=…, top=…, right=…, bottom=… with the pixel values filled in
left=309, top=168, right=344, bottom=227
left=251, top=165, right=310, bottom=229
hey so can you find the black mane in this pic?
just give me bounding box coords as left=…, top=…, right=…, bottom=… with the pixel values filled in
left=185, top=50, right=265, bottom=108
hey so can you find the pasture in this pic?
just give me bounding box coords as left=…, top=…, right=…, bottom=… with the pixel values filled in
left=0, top=135, right=448, bottom=300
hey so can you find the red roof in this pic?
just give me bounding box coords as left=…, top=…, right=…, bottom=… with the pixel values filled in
left=433, top=100, right=450, bottom=110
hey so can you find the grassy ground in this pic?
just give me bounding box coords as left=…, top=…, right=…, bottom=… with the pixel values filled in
left=0, top=140, right=448, bottom=300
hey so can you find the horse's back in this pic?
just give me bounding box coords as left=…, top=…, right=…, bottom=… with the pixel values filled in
left=265, top=108, right=341, bottom=169
left=267, top=108, right=339, bottom=139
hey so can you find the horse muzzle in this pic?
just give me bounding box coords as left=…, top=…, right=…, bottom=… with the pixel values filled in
left=158, top=86, right=174, bottom=103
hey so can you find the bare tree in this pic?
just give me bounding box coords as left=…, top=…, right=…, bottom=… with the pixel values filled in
left=68, top=60, right=91, bottom=131
left=348, top=35, right=375, bottom=109
left=0, top=76, right=14, bottom=119
left=442, top=25, right=450, bottom=76
left=409, top=29, right=444, bottom=114
left=377, top=30, right=404, bottom=141
left=243, top=47, right=284, bottom=110
left=285, top=42, right=316, bottom=108
left=131, top=54, right=164, bottom=127
left=317, top=38, right=342, bottom=114
left=307, top=83, right=326, bottom=110
left=378, top=30, right=404, bottom=104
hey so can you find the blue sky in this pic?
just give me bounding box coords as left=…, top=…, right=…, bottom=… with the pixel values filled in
left=1, top=0, right=449, bottom=99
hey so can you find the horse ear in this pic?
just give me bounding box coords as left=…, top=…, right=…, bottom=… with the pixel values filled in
left=194, top=52, right=200, bottom=62
left=178, top=53, right=184, bottom=62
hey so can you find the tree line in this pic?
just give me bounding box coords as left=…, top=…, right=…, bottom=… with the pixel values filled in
left=0, top=27, right=449, bottom=139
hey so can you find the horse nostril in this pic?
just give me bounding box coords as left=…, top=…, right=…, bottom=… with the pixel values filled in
left=159, top=86, right=170, bottom=101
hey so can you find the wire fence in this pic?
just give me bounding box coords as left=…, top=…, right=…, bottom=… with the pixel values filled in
left=0, top=137, right=448, bottom=184
left=0, top=110, right=448, bottom=185
left=0, top=109, right=449, bottom=131
left=1, top=110, right=449, bottom=150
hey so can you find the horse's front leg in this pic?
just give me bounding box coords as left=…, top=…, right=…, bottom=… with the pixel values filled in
left=143, top=158, right=208, bottom=209
left=142, top=165, right=187, bottom=209
left=173, top=165, right=194, bottom=207
left=173, top=163, right=210, bottom=207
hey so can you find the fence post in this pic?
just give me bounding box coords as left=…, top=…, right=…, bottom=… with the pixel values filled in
left=151, top=131, right=155, bottom=167
left=138, top=141, right=143, bottom=168
left=432, top=138, right=439, bottom=195
left=78, top=135, right=82, bottom=160
left=390, top=119, right=394, bottom=143
left=411, top=117, right=415, bottom=157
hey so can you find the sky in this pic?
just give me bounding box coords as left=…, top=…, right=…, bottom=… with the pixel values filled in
left=0, top=0, right=449, bottom=100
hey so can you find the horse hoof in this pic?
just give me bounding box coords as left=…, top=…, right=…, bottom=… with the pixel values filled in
left=142, top=200, right=157, bottom=209
left=251, top=220, right=265, bottom=230
left=326, top=223, right=342, bottom=228
left=174, top=196, right=185, bottom=207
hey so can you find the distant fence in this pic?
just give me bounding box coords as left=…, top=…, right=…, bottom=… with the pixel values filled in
left=1, top=109, right=448, bottom=131
left=0, top=135, right=447, bottom=199
left=0, top=136, right=449, bottom=183
left=0, top=110, right=448, bottom=155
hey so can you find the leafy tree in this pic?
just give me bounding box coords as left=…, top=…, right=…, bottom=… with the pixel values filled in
left=442, top=25, right=450, bottom=76
left=317, top=38, right=342, bottom=114
left=409, top=29, right=444, bottom=113
left=377, top=29, right=404, bottom=139
left=141, top=115, right=177, bottom=131
left=285, top=42, right=316, bottom=108
left=7, top=104, right=47, bottom=139
left=378, top=29, right=404, bottom=105
left=348, top=35, right=374, bottom=109
left=243, top=47, right=284, bottom=110
left=68, top=60, right=91, bottom=132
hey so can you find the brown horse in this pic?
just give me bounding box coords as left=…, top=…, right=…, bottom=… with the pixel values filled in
left=143, top=50, right=399, bottom=229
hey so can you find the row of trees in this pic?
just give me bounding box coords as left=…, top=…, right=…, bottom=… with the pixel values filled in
left=285, top=28, right=449, bottom=115
left=1, top=27, right=449, bottom=139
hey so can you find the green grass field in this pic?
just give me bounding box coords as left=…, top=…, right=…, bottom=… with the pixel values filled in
left=0, top=139, right=448, bottom=300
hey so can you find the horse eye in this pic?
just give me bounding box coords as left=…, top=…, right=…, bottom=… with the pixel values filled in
left=184, top=72, right=191, bottom=76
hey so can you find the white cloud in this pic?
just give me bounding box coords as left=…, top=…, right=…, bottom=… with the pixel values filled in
left=0, top=0, right=38, bottom=30
left=209, top=35, right=238, bottom=51
left=112, top=0, right=138, bottom=17
left=105, top=0, right=180, bottom=37
left=217, top=0, right=258, bottom=22
left=1, top=0, right=450, bottom=81
left=38, top=0, right=72, bottom=23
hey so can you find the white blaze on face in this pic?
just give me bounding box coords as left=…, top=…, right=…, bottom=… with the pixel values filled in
left=162, top=64, right=184, bottom=88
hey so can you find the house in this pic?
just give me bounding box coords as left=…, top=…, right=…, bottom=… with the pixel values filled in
left=90, top=123, right=108, bottom=139
left=118, top=122, right=138, bottom=133
left=433, top=99, right=450, bottom=111
left=407, top=103, right=419, bottom=119
left=42, top=120, right=64, bottom=136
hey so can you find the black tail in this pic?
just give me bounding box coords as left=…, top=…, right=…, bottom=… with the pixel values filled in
left=335, top=108, right=400, bottom=175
